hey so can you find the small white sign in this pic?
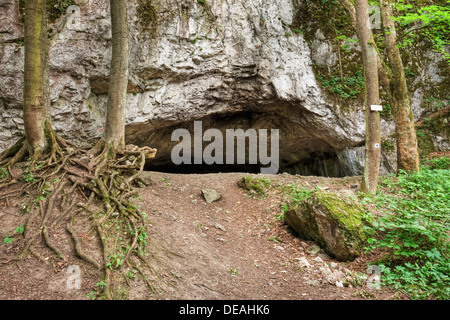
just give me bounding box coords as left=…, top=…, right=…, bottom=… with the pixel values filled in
left=371, top=105, right=383, bottom=112
left=375, top=143, right=380, bottom=148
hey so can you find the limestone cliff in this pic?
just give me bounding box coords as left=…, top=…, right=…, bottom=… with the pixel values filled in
left=0, top=0, right=447, bottom=175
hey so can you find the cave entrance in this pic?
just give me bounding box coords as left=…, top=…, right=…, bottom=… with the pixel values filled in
left=145, top=163, right=262, bottom=174
left=133, top=111, right=358, bottom=178
left=145, top=152, right=349, bottom=177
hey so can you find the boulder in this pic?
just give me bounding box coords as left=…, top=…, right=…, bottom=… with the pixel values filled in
left=285, top=191, right=371, bottom=262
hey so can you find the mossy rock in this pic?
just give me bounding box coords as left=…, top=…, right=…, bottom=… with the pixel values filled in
left=285, top=191, right=371, bottom=262
left=237, top=176, right=270, bottom=196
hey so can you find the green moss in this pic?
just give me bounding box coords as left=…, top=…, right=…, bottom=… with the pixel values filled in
left=416, top=99, right=449, bottom=158
left=382, top=138, right=395, bottom=155
left=237, top=176, right=271, bottom=197
left=284, top=190, right=373, bottom=261
left=314, top=192, right=370, bottom=240
left=417, top=130, right=437, bottom=157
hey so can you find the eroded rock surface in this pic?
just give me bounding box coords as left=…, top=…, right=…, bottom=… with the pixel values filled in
left=1, top=0, right=447, bottom=174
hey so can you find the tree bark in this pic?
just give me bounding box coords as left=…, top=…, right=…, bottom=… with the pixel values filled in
left=23, top=0, right=51, bottom=158
left=380, top=0, right=420, bottom=173
left=355, top=0, right=381, bottom=195
left=104, top=0, right=129, bottom=150
left=339, top=0, right=391, bottom=91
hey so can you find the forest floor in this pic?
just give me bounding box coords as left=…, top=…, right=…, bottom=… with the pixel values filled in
left=0, top=170, right=409, bottom=301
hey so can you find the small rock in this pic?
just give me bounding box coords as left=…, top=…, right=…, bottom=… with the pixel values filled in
left=324, top=269, right=346, bottom=285
left=202, top=189, right=221, bottom=204
left=318, top=253, right=331, bottom=260
left=214, top=223, right=227, bottom=232
left=296, top=257, right=311, bottom=268
left=307, top=244, right=321, bottom=255
left=170, top=270, right=182, bottom=278
left=319, top=265, right=333, bottom=278
left=312, top=256, right=324, bottom=264
left=304, top=280, right=320, bottom=286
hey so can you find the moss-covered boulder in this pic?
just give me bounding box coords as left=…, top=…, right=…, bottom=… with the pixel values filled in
left=285, top=191, right=370, bottom=262
left=237, top=176, right=271, bottom=197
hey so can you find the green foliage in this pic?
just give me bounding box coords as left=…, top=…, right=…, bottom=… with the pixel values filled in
left=2, top=225, right=25, bottom=245
left=336, top=34, right=359, bottom=53
left=317, top=70, right=365, bottom=100
left=22, top=169, right=37, bottom=183
left=15, top=226, right=25, bottom=235
left=3, top=237, right=14, bottom=245
left=279, top=184, right=314, bottom=221
left=393, top=0, right=450, bottom=64
left=86, top=291, right=97, bottom=300
left=96, top=281, right=107, bottom=290
left=380, top=103, right=392, bottom=118
left=46, top=0, right=76, bottom=22
left=422, top=156, right=450, bottom=170
left=106, top=252, right=125, bottom=270
left=0, top=167, right=8, bottom=181
left=365, top=166, right=450, bottom=299
left=126, top=269, right=137, bottom=279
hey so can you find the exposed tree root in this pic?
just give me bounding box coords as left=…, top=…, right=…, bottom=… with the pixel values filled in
left=0, top=134, right=157, bottom=300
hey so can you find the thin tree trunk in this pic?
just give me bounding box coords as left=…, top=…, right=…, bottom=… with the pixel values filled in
left=355, top=0, right=381, bottom=195
left=380, top=0, right=420, bottom=172
left=23, top=0, right=50, bottom=159
left=104, top=0, right=129, bottom=151
left=339, top=0, right=391, bottom=91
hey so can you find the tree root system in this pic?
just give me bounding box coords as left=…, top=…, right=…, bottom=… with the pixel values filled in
left=0, top=134, right=157, bottom=299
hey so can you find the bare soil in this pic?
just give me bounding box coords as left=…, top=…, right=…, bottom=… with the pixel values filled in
left=0, top=171, right=408, bottom=301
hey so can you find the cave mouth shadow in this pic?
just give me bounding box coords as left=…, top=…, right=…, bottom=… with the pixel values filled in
left=145, top=152, right=350, bottom=178
left=144, top=163, right=264, bottom=175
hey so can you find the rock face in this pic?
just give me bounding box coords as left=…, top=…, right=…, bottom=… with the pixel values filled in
left=0, top=0, right=447, bottom=175
left=285, top=191, right=370, bottom=261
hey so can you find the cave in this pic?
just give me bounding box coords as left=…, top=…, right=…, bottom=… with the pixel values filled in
left=132, top=109, right=359, bottom=177
left=145, top=154, right=349, bottom=177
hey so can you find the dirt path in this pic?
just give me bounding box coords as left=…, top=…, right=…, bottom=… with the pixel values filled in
left=0, top=171, right=406, bottom=300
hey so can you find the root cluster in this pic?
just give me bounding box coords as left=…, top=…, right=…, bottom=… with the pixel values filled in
left=0, top=135, right=157, bottom=299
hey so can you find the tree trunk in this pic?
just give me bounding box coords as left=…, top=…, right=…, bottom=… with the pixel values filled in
left=339, top=0, right=391, bottom=91
left=23, top=0, right=51, bottom=159
left=355, top=0, right=381, bottom=195
left=380, top=0, right=420, bottom=173
left=104, top=0, right=129, bottom=151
